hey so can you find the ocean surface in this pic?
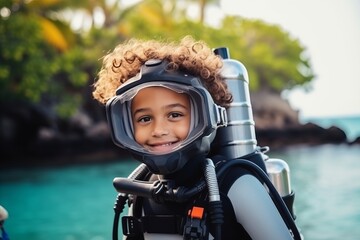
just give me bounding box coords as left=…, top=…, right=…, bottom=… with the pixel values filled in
left=0, top=116, right=359, bottom=240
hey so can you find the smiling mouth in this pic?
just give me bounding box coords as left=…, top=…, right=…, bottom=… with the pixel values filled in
left=148, top=141, right=180, bottom=153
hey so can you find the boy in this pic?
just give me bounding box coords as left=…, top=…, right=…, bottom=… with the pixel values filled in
left=93, top=36, right=300, bottom=240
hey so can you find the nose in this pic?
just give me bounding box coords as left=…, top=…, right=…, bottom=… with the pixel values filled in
left=151, top=120, right=169, bottom=137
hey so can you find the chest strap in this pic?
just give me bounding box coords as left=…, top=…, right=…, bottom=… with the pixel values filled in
left=122, top=215, right=183, bottom=237
left=122, top=205, right=209, bottom=239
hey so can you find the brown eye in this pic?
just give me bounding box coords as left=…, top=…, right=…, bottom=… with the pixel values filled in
left=138, top=116, right=151, bottom=123
left=169, top=112, right=184, bottom=119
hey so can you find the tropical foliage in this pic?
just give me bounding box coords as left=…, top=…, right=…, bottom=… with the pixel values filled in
left=0, top=0, right=314, bottom=118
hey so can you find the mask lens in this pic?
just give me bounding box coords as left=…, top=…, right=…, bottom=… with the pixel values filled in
left=110, top=82, right=208, bottom=156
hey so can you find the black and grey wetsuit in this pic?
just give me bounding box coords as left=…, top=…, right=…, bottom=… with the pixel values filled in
left=122, top=154, right=295, bottom=240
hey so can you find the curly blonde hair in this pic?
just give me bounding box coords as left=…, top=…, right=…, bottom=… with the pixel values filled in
left=93, top=36, right=232, bottom=107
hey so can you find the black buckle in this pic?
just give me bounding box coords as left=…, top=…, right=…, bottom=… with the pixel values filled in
left=122, top=216, right=143, bottom=237
left=183, top=206, right=208, bottom=240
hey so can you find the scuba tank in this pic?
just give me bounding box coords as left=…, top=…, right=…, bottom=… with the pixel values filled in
left=265, top=158, right=296, bottom=218
left=212, top=47, right=257, bottom=159
left=213, top=47, right=294, bottom=200
left=265, top=158, right=291, bottom=197
left=213, top=47, right=297, bottom=220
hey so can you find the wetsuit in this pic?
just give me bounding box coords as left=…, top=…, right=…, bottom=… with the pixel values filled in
left=122, top=154, right=295, bottom=240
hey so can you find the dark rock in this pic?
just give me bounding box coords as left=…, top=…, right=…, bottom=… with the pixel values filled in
left=350, top=136, right=360, bottom=145
left=0, top=100, right=119, bottom=168
left=0, top=100, right=53, bottom=158
left=251, top=90, right=300, bottom=129
left=250, top=91, right=349, bottom=149
left=256, top=123, right=347, bottom=149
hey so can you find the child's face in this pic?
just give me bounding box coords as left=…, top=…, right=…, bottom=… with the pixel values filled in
left=131, top=86, right=191, bottom=153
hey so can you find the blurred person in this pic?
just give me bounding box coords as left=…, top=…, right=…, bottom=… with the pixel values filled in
left=0, top=205, right=9, bottom=240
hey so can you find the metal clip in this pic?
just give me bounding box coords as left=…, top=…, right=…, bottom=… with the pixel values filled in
left=215, top=105, right=228, bottom=127
left=122, top=216, right=143, bottom=237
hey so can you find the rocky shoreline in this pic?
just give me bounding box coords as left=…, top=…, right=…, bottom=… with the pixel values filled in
left=1, top=119, right=358, bottom=169
left=1, top=94, right=358, bottom=169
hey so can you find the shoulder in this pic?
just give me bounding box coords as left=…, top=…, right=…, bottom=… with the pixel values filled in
left=212, top=152, right=267, bottom=194
left=216, top=160, right=254, bottom=195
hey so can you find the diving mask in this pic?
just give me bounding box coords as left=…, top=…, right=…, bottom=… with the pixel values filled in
left=106, top=59, right=227, bottom=174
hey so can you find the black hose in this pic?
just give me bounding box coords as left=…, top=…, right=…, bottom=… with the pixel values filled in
left=208, top=201, right=224, bottom=240
left=112, top=194, right=127, bottom=240
left=203, top=159, right=223, bottom=240
left=112, top=164, right=150, bottom=240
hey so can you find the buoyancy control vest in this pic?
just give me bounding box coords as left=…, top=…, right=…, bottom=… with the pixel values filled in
left=118, top=149, right=298, bottom=240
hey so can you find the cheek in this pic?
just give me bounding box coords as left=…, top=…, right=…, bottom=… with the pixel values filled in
left=176, top=120, right=191, bottom=139
left=133, top=126, right=146, bottom=144
left=178, top=128, right=189, bottom=139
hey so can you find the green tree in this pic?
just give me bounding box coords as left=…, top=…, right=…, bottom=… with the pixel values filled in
left=220, top=16, right=314, bottom=92
left=0, top=9, right=54, bottom=101
left=0, top=0, right=88, bottom=116
left=110, top=1, right=313, bottom=94
left=0, top=0, right=314, bottom=117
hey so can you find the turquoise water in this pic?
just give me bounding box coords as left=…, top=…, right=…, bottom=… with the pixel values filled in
left=1, top=144, right=360, bottom=240
left=272, top=144, right=360, bottom=240
left=0, top=160, right=139, bottom=240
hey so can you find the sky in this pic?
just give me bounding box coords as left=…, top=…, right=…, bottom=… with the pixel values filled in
left=215, top=0, right=360, bottom=118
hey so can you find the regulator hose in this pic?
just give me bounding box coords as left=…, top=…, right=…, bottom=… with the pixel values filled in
left=203, top=158, right=223, bottom=240
left=112, top=163, right=149, bottom=240
left=113, top=176, right=207, bottom=203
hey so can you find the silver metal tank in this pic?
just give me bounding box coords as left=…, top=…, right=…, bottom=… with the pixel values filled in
left=212, top=47, right=257, bottom=159
left=265, top=158, right=292, bottom=197
left=213, top=47, right=292, bottom=197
